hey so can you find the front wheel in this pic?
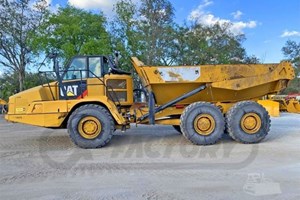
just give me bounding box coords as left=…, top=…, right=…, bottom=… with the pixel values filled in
left=67, top=104, right=115, bottom=148
left=180, top=102, right=225, bottom=145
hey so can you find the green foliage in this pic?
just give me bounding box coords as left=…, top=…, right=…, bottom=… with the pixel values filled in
left=281, top=40, right=300, bottom=94
left=0, top=0, right=49, bottom=91
left=0, top=0, right=269, bottom=97
left=138, top=0, right=176, bottom=65
left=111, top=0, right=256, bottom=69
left=173, top=23, right=248, bottom=65
left=282, top=40, right=300, bottom=68
left=111, top=0, right=141, bottom=71
left=0, top=73, right=18, bottom=101
left=111, top=0, right=179, bottom=68
left=243, top=55, right=260, bottom=64
left=33, top=5, right=112, bottom=66
left=0, top=71, right=49, bottom=100
left=110, top=0, right=261, bottom=88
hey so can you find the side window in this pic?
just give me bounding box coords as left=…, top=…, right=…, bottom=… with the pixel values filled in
left=103, top=56, right=110, bottom=75
left=89, top=57, right=101, bottom=77
left=64, top=57, right=87, bottom=80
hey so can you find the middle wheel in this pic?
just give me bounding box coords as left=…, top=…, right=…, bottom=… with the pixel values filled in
left=180, top=102, right=225, bottom=145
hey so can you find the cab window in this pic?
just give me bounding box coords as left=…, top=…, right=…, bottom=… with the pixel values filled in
left=103, top=56, right=110, bottom=75
left=63, top=57, right=87, bottom=80
left=89, top=57, right=101, bottom=77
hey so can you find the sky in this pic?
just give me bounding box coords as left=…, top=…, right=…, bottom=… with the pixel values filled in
left=1, top=0, right=300, bottom=77
left=170, top=0, right=300, bottom=63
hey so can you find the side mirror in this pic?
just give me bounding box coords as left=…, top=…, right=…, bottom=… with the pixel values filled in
left=48, top=53, right=58, bottom=72
left=114, top=52, right=119, bottom=67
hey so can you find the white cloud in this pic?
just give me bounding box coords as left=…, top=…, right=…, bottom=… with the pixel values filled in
left=188, top=0, right=257, bottom=35
left=68, top=0, right=113, bottom=10
left=280, top=30, right=300, bottom=37
left=231, top=10, right=243, bottom=20
left=67, top=0, right=139, bottom=16
left=189, top=0, right=213, bottom=20
left=67, top=0, right=121, bottom=15
left=198, top=0, right=213, bottom=9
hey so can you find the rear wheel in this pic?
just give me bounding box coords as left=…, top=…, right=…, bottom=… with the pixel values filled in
left=67, top=104, right=114, bottom=148
left=226, top=101, right=270, bottom=144
left=180, top=102, right=225, bottom=145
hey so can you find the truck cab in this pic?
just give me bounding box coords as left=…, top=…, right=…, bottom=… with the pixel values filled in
left=5, top=55, right=133, bottom=129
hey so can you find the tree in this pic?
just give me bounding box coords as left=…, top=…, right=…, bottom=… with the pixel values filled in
left=281, top=40, right=300, bottom=94
left=0, top=71, right=47, bottom=100
left=174, top=22, right=248, bottom=65
left=138, top=0, right=177, bottom=65
left=282, top=40, right=300, bottom=68
left=112, top=0, right=178, bottom=67
left=33, top=5, right=112, bottom=65
left=243, top=55, right=260, bottom=64
left=0, top=0, right=49, bottom=91
left=112, top=0, right=258, bottom=68
left=111, top=0, right=141, bottom=70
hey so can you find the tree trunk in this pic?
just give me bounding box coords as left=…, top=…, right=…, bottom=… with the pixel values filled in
left=18, top=70, right=25, bottom=92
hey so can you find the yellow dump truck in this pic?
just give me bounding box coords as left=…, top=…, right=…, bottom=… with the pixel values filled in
left=5, top=54, right=295, bottom=148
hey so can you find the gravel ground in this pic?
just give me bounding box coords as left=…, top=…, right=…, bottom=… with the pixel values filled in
left=0, top=113, right=299, bottom=200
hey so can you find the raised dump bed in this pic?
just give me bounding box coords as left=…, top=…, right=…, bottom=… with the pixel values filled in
left=131, top=57, right=295, bottom=105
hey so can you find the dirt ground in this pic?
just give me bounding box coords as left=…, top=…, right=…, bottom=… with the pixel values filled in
left=0, top=113, right=299, bottom=200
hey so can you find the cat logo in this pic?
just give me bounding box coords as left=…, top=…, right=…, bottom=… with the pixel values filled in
left=67, top=90, right=75, bottom=96
left=60, top=85, right=78, bottom=97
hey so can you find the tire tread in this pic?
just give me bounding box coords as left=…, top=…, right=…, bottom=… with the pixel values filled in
left=180, top=102, right=225, bottom=145
left=67, top=104, right=114, bottom=148
left=226, top=101, right=271, bottom=144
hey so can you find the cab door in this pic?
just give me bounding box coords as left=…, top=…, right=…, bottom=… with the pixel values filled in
left=59, top=57, right=88, bottom=100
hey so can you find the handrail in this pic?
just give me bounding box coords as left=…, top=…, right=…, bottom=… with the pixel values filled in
left=38, top=70, right=122, bottom=110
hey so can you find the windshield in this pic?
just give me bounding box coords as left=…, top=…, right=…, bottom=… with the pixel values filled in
left=62, top=55, right=115, bottom=80
left=63, top=57, right=87, bottom=80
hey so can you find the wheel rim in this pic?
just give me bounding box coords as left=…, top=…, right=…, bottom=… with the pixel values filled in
left=240, top=113, right=262, bottom=134
left=193, top=114, right=216, bottom=136
left=78, top=116, right=102, bottom=139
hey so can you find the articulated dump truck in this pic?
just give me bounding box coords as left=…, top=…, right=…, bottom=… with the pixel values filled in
left=5, top=55, right=295, bottom=148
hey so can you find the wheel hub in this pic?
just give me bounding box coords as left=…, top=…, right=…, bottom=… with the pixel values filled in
left=194, top=114, right=215, bottom=136
left=78, top=116, right=102, bottom=139
left=241, top=113, right=261, bottom=134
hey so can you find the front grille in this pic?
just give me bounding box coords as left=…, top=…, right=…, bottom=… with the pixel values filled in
left=107, top=79, right=127, bottom=89
left=107, top=91, right=127, bottom=102
left=106, top=79, right=128, bottom=103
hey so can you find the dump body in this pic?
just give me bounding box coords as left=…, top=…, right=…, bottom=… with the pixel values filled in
left=131, top=57, right=295, bottom=105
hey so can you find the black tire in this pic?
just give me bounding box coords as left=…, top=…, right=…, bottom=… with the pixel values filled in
left=67, top=104, right=115, bottom=148
left=180, top=102, right=225, bottom=145
left=226, top=101, right=271, bottom=144
left=172, top=125, right=182, bottom=134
